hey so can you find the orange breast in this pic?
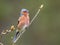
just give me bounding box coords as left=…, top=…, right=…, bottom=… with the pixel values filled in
left=20, top=16, right=26, bottom=24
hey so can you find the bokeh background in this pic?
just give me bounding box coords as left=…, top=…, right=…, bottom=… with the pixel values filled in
left=0, top=0, right=60, bottom=45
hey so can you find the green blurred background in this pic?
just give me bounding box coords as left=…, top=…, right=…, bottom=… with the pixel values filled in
left=0, top=0, right=60, bottom=45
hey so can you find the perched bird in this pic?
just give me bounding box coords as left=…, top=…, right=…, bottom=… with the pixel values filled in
left=16, top=8, right=30, bottom=36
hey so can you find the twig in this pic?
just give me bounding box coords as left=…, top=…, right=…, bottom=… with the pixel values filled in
left=13, top=4, right=44, bottom=43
